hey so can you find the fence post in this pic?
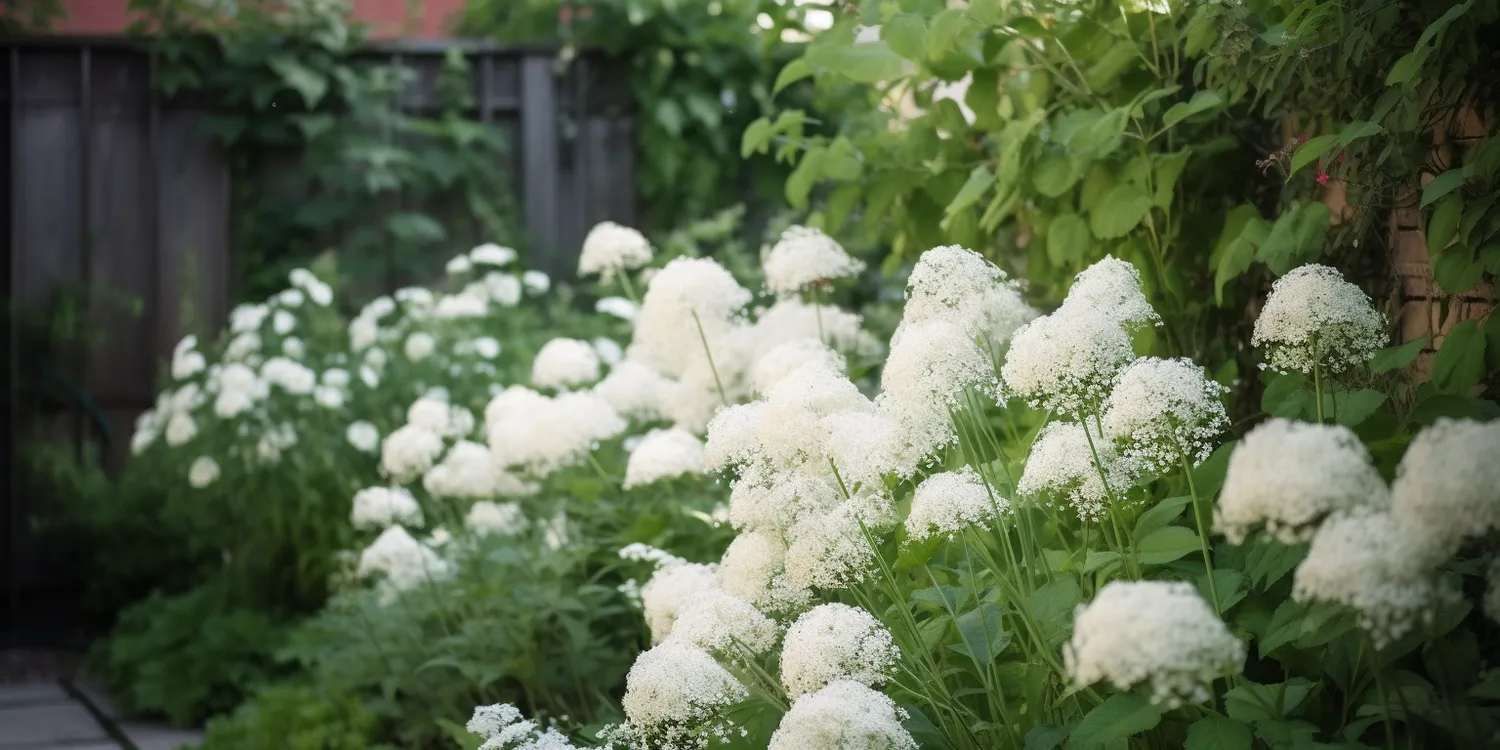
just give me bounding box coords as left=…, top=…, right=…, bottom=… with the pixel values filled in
left=519, top=53, right=560, bottom=276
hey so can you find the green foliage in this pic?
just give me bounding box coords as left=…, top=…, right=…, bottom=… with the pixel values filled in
left=198, top=683, right=386, bottom=750
left=129, top=0, right=523, bottom=302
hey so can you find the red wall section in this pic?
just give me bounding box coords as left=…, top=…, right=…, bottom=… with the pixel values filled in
left=53, top=0, right=469, bottom=38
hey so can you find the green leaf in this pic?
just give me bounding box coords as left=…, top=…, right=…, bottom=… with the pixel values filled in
left=740, top=117, right=773, bottom=158
left=1339, top=120, right=1385, bottom=146
left=1028, top=577, right=1082, bottom=647
left=1033, top=153, right=1083, bottom=197
left=968, top=0, right=1004, bottom=25
left=1024, top=724, right=1070, bottom=750
left=1048, top=213, right=1092, bottom=266
left=1432, top=319, right=1487, bottom=394
left=1070, top=694, right=1164, bottom=749
left=884, top=14, right=927, bottom=61
left=811, top=42, right=912, bottom=83
left=784, top=146, right=826, bottom=209
left=654, top=99, right=685, bottom=136
left=822, top=136, right=863, bottom=181
left=1288, top=134, right=1338, bottom=179
left=1333, top=389, right=1387, bottom=427
left=1258, top=201, right=1331, bottom=275
left=911, top=585, right=969, bottom=612
left=1370, top=336, right=1429, bottom=373
left=1214, top=215, right=1267, bottom=303
left=386, top=212, right=446, bottom=244
left=1244, top=538, right=1307, bottom=589
left=926, top=10, right=970, bottom=57
left=1153, top=149, right=1192, bottom=209
left=1225, top=679, right=1316, bottom=723
left=950, top=602, right=1011, bottom=663
left=946, top=166, right=996, bottom=216
left=773, top=58, right=811, bottom=94
left=1385, top=50, right=1427, bottom=86
left=1137, top=526, right=1202, bottom=565
left=1134, top=496, right=1193, bottom=537
left=267, top=54, right=328, bottom=108
left=1433, top=244, right=1485, bottom=294
left=1161, top=90, right=1223, bottom=128
left=436, top=718, right=483, bottom=750
left=1089, top=183, right=1153, bottom=239
left=1421, top=168, right=1469, bottom=208
left=1071, top=108, right=1129, bottom=158
left=1427, top=193, right=1464, bottom=249
left=1185, top=716, right=1253, bottom=750
left=1082, top=550, right=1122, bottom=573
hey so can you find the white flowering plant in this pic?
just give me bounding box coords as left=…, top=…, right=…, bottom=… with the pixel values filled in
left=456, top=250, right=1500, bottom=750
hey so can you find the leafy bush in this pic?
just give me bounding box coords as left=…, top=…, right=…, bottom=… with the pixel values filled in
left=198, top=683, right=385, bottom=750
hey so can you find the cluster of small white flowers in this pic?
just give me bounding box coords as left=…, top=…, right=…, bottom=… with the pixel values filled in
left=593, top=336, right=624, bottom=366
left=905, top=466, right=1007, bottom=541
left=229, top=302, right=270, bottom=333
left=1215, top=419, right=1389, bottom=544
left=666, top=589, right=779, bottom=657
left=1017, top=421, right=1135, bottom=520
left=1252, top=264, right=1387, bottom=374
left=745, top=298, right=883, bottom=362
left=425, top=440, right=534, bottom=500
left=628, top=257, right=751, bottom=378
left=1102, top=357, right=1229, bottom=472
left=355, top=525, right=450, bottom=603
left=433, top=290, right=489, bottom=319
left=522, top=270, right=551, bottom=295
left=187, top=456, right=220, bottom=488
left=531, top=338, right=602, bottom=390
left=767, top=681, right=916, bottom=750
left=785, top=494, right=895, bottom=590
left=345, top=421, right=381, bottom=453
left=254, top=423, right=298, bottom=465
left=820, top=410, right=919, bottom=490
left=755, top=360, right=877, bottom=469
left=380, top=424, right=445, bottom=483
left=407, top=397, right=476, bottom=440
left=466, top=703, right=579, bottom=750
left=1388, top=418, right=1500, bottom=557
left=470, top=242, right=519, bottom=268
left=727, top=468, right=842, bottom=535
left=592, top=361, right=673, bottom=422
left=623, top=428, right=705, bottom=489
left=404, top=332, right=437, bottom=362
left=288, top=267, right=333, bottom=306
left=762, top=225, right=865, bottom=295
left=1292, top=508, right=1445, bottom=647
left=902, top=245, right=1035, bottom=347
left=466, top=501, right=528, bottom=538
left=171, top=335, right=206, bottom=380
left=639, top=558, right=722, bottom=643
left=579, top=221, right=653, bottom=283
left=351, top=486, right=424, bottom=530
left=260, top=356, right=316, bottom=395
left=1058, top=256, right=1160, bottom=330
left=596, top=296, right=639, bottom=321
left=1001, top=307, right=1135, bottom=416
left=750, top=339, right=847, bottom=396
left=484, top=273, right=523, bottom=307
left=877, top=318, right=999, bottom=458
left=488, top=392, right=626, bottom=476
left=165, top=411, right=199, bottom=446
left=1066, top=581, right=1245, bottom=706
left=616, top=642, right=747, bottom=749
left=780, top=603, right=900, bottom=697
left=716, top=531, right=810, bottom=613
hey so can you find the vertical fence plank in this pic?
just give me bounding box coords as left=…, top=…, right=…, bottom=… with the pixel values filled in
left=155, top=105, right=231, bottom=362
left=520, top=54, right=560, bottom=277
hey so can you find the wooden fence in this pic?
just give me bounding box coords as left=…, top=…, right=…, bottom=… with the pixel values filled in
left=0, top=37, right=637, bottom=644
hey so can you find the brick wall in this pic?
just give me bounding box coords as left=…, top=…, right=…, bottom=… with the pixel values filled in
left=53, top=0, right=468, bottom=38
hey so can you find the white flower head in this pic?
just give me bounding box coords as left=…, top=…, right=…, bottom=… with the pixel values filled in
left=1389, top=417, right=1500, bottom=557
left=466, top=501, right=528, bottom=538
left=404, top=332, right=436, bottom=362
left=768, top=681, right=916, bottom=750
left=639, top=557, right=722, bottom=643
left=717, top=531, right=811, bottom=613
left=425, top=440, right=534, bottom=500
left=619, top=642, right=747, bottom=743
left=531, top=338, right=602, bottom=390
left=906, top=466, right=1007, bottom=541
left=472, top=336, right=502, bottom=359
left=356, top=525, right=450, bottom=603
left=314, top=384, right=344, bottom=409
left=488, top=392, right=626, bottom=476
left=666, top=590, right=779, bottom=657
left=1018, top=420, right=1137, bottom=520
left=1215, top=419, right=1389, bottom=544
left=781, top=603, right=900, bottom=697
left=485, top=273, right=522, bottom=307
left=595, top=296, right=639, bottom=322
left=380, top=424, right=445, bottom=483
left=1293, top=508, right=1446, bottom=648
left=878, top=318, right=1000, bottom=457
left=164, top=412, right=198, bottom=446
left=751, top=339, right=847, bottom=395
left=1058, top=255, right=1160, bottom=331
left=1066, top=580, right=1245, bottom=707
left=903, top=245, right=1036, bottom=346
left=273, top=309, right=296, bottom=334
left=591, top=360, right=672, bottom=422
left=579, top=221, right=653, bottom=282
left=171, top=335, right=206, bottom=380
left=821, top=409, right=921, bottom=488
left=1252, top=264, right=1387, bottom=374
left=470, top=243, right=519, bottom=268
left=762, top=225, right=864, bottom=295
left=434, top=293, right=489, bottom=319
left=628, top=257, right=751, bottom=378
left=351, top=486, right=424, bottom=530
left=728, top=468, right=842, bottom=534
left=188, top=456, right=220, bottom=488
left=277, top=288, right=304, bottom=308
left=522, top=270, right=550, bottom=295
left=446, top=254, right=474, bottom=275
left=348, top=316, right=379, bottom=352
left=1102, top=357, right=1229, bottom=473
left=703, top=401, right=765, bottom=472
left=346, top=421, right=381, bottom=453
left=624, top=428, right=705, bottom=489
left=593, top=337, right=625, bottom=367
left=225, top=331, right=262, bottom=361
left=1001, top=307, right=1134, bottom=416
left=785, top=493, right=895, bottom=590
left=230, top=303, right=269, bottom=333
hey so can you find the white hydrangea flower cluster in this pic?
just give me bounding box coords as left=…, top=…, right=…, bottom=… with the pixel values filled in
left=767, top=681, right=916, bottom=750
left=779, top=603, right=900, bottom=697
left=487, top=390, right=626, bottom=476
left=1056, top=256, right=1160, bottom=330
left=614, top=641, right=748, bottom=750
left=171, top=335, right=206, bottom=380
left=665, top=589, right=779, bottom=657
left=345, top=421, right=381, bottom=453
left=902, top=245, right=1036, bottom=348
left=287, top=267, right=333, bottom=307
left=260, top=356, right=317, bottom=395
left=465, top=501, right=528, bottom=538
left=466, top=703, right=579, bottom=750
left=1101, top=357, right=1229, bottom=472
left=1388, top=418, right=1500, bottom=557
left=355, top=525, right=450, bottom=604
left=424, top=441, right=535, bottom=500
left=905, top=466, right=1008, bottom=541
left=878, top=318, right=1001, bottom=457
left=531, top=338, right=602, bottom=390
left=578, top=221, right=653, bottom=283
left=1017, top=421, right=1135, bottom=520
left=1215, top=419, right=1389, bottom=544
left=351, top=486, right=424, bottom=530
left=407, top=397, right=476, bottom=440
left=1066, top=580, right=1245, bottom=707
left=623, top=428, right=705, bottom=489
left=592, top=361, right=675, bottom=422
left=187, top=456, right=220, bottom=488
left=761, top=225, right=865, bottom=295
left=1002, top=307, right=1134, bottom=417
left=380, top=424, right=446, bottom=484
left=1252, top=264, right=1386, bottom=374
left=716, top=531, right=811, bottom=613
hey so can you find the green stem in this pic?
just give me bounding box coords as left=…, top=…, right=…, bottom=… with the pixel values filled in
left=1313, top=356, right=1326, bottom=424
left=618, top=271, right=640, bottom=304
left=1079, top=415, right=1140, bottom=578
left=690, top=309, right=729, bottom=406
left=1175, top=438, right=1222, bottom=616
left=811, top=283, right=827, bottom=346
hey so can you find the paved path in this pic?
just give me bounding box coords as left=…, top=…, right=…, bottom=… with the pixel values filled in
left=0, top=682, right=203, bottom=750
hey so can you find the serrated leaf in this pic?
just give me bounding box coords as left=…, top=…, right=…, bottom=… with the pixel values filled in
left=773, top=58, right=811, bottom=94
left=1288, top=134, right=1338, bottom=178
left=1162, top=89, right=1223, bottom=128
left=1047, top=213, right=1091, bottom=266
left=1137, top=526, right=1201, bottom=565
left=884, top=14, right=927, bottom=61
left=1070, top=694, right=1163, bottom=749
left=1421, top=168, right=1469, bottom=207
left=1185, top=716, right=1253, bottom=750
left=1089, top=183, right=1153, bottom=239
left=1369, top=336, right=1428, bottom=373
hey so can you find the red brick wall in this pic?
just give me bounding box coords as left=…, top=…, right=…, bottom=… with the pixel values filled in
left=53, top=0, right=468, bottom=38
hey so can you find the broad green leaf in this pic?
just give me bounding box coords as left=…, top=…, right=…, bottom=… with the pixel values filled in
left=1433, top=244, right=1485, bottom=293
left=1134, top=496, right=1193, bottom=537
left=884, top=14, right=927, bottom=61
left=1287, top=134, right=1338, bottom=179
left=1261, top=371, right=1307, bottom=415
left=1427, top=192, right=1464, bottom=249
left=1225, top=678, right=1316, bottom=723
left=1370, top=335, right=1428, bottom=373
left=1432, top=319, right=1486, bottom=394
left=950, top=602, right=1011, bottom=663
left=1206, top=568, right=1248, bottom=611
left=1259, top=599, right=1350, bottom=654
left=267, top=54, right=328, bottom=108
left=1153, top=149, right=1192, bottom=209
left=1421, top=168, right=1469, bottom=208
left=911, top=585, right=969, bottom=611
left=784, top=146, right=826, bottom=209
left=926, top=10, right=970, bottom=57
left=772, top=58, right=811, bottom=94
left=1047, top=213, right=1092, bottom=266
left=1257, top=201, right=1331, bottom=275
left=1416, top=0, right=1474, bottom=49
left=1033, top=153, right=1083, bottom=197
left=1137, top=526, right=1201, bottom=565
left=968, top=0, right=1004, bottom=24
left=1192, top=441, right=1235, bottom=498
left=1028, top=577, right=1082, bottom=646
left=1085, top=40, right=1140, bottom=92
left=811, top=42, right=912, bottom=83
left=1024, top=724, right=1070, bottom=750
left=1339, top=119, right=1384, bottom=146
left=1089, top=183, right=1153, bottom=239
left=740, top=117, right=773, bottom=158
left=1185, top=716, right=1253, bottom=750
left=386, top=212, right=445, bottom=244
left=1333, top=388, right=1387, bottom=427
left=1214, top=214, right=1267, bottom=303
left=654, top=99, right=685, bottom=135
left=1071, top=108, right=1129, bottom=158
left=1385, top=50, right=1427, bottom=85
left=945, top=166, right=996, bottom=217
left=1245, top=538, right=1307, bottom=589
left=1162, top=90, right=1223, bottom=128
left=1082, top=550, right=1122, bottom=573
left=1070, top=693, right=1164, bottom=749
left=436, top=718, right=483, bottom=750
left=822, top=136, right=863, bottom=181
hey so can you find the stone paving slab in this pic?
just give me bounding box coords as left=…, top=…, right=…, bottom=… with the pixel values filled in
left=116, top=723, right=202, bottom=750
left=0, top=700, right=112, bottom=746
left=0, top=681, right=204, bottom=750
left=0, top=682, right=71, bottom=707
